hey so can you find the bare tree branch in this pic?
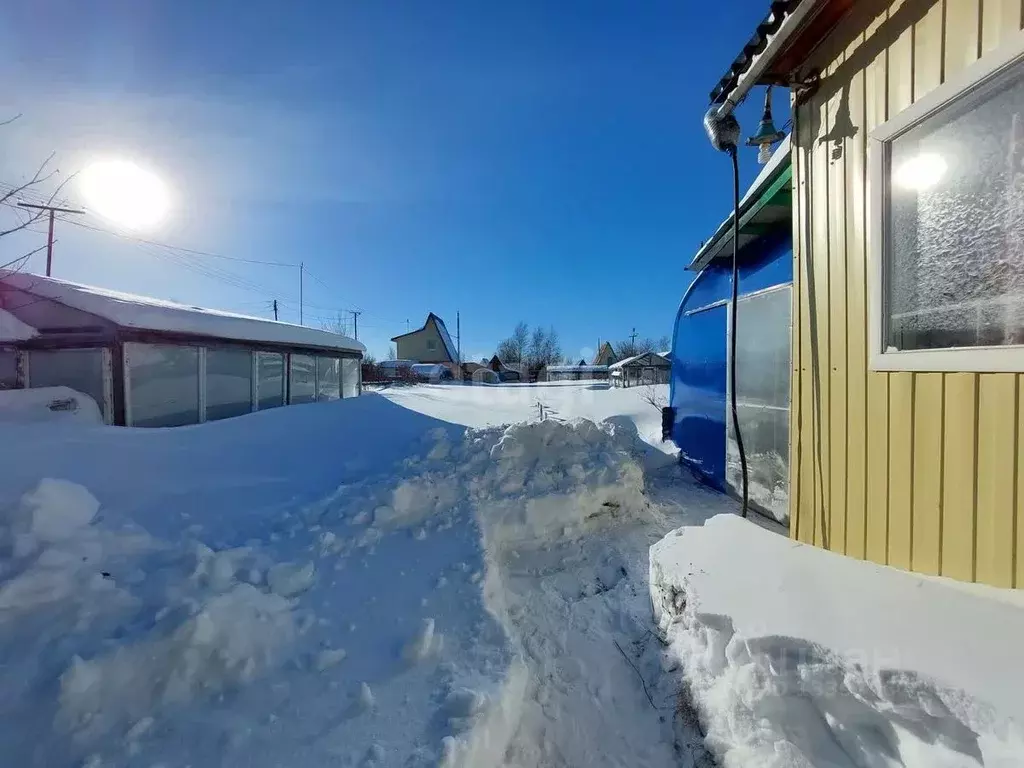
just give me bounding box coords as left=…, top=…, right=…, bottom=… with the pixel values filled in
left=0, top=166, right=77, bottom=241
left=0, top=242, right=48, bottom=272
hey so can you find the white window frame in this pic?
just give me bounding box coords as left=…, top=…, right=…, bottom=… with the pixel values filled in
left=869, top=29, right=1024, bottom=372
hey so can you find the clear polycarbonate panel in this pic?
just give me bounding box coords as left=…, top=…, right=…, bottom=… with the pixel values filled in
left=28, top=348, right=107, bottom=418
left=205, top=347, right=253, bottom=421
left=257, top=352, right=286, bottom=410
left=341, top=357, right=360, bottom=398
left=317, top=356, right=340, bottom=401
left=887, top=59, right=1024, bottom=350
left=726, top=286, right=791, bottom=523
left=0, top=350, right=17, bottom=389
left=126, top=343, right=200, bottom=427
left=289, top=354, right=316, bottom=404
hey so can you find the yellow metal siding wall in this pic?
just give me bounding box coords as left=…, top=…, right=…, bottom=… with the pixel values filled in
left=790, top=0, right=1024, bottom=587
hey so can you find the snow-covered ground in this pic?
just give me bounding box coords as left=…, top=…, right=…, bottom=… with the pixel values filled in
left=381, top=381, right=670, bottom=451
left=2, top=380, right=1022, bottom=767
left=651, top=515, right=1024, bottom=767
left=0, top=382, right=729, bottom=767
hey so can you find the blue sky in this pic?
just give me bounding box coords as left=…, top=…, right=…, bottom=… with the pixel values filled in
left=0, top=0, right=787, bottom=361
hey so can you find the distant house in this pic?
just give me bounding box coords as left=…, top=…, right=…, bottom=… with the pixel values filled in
left=592, top=342, right=617, bottom=366
left=391, top=313, right=458, bottom=364
left=609, top=352, right=670, bottom=388
left=487, top=355, right=522, bottom=383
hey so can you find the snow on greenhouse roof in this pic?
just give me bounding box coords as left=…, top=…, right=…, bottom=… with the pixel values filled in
left=544, top=365, right=609, bottom=373
left=608, top=352, right=670, bottom=370
left=0, top=307, right=37, bottom=342
left=0, top=271, right=365, bottom=353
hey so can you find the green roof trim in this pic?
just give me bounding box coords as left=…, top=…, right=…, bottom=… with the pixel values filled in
left=687, top=145, right=793, bottom=272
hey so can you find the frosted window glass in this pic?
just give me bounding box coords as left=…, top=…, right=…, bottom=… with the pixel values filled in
left=29, top=348, right=106, bottom=417
left=316, top=356, right=340, bottom=400
left=289, top=354, right=316, bottom=404
left=206, top=348, right=253, bottom=421
left=342, top=357, right=360, bottom=398
left=727, top=287, right=791, bottom=523
left=127, top=343, right=199, bottom=427
left=887, top=61, right=1024, bottom=350
left=257, top=352, right=285, bottom=409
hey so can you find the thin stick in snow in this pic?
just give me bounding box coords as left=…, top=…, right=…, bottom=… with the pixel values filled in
left=613, top=639, right=658, bottom=710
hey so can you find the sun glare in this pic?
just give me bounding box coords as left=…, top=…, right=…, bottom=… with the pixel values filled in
left=79, top=159, right=170, bottom=230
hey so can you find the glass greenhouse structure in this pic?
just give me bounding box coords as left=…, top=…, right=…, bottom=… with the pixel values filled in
left=0, top=272, right=364, bottom=427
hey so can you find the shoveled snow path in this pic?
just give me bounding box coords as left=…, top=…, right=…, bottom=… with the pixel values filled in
left=491, top=469, right=726, bottom=768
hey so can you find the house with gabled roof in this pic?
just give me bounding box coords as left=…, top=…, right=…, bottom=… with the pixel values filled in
left=391, top=313, right=458, bottom=365
left=592, top=341, right=617, bottom=366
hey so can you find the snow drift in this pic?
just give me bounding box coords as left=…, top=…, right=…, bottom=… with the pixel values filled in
left=0, top=390, right=664, bottom=767
left=650, top=514, right=1024, bottom=767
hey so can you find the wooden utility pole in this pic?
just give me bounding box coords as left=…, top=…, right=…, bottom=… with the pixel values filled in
left=350, top=309, right=362, bottom=340
left=273, top=299, right=278, bottom=321
left=299, top=262, right=304, bottom=325
left=629, top=327, right=638, bottom=348
left=17, top=202, right=84, bottom=276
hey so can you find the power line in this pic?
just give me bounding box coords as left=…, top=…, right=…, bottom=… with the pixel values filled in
left=66, top=218, right=297, bottom=267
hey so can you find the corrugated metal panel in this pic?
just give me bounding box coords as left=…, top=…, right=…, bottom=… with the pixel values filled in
left=827, top=49, right=848, bottom=553
left=789, top=0, right=1024, bottom=587
left=844, top=27, right=869, bottom=560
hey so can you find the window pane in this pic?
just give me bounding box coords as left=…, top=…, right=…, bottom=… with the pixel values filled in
left=727, top=287, right=791, bottom=523
left=206, top=348, right=253, bottom=421
left=316, top=356, right=340, bottom=400
left=29, top=349, right=106, bottom=418
left=342, top=357, right=360, bottom=398
left=887, top=61, right=1024, bottom=350
left=257, top=352, right=285, bottom=410
left=127, top=343, right=199, bottom=428
left=0, top=350, right=18, bottom=389
left=289, top=354, right=316, bottom=404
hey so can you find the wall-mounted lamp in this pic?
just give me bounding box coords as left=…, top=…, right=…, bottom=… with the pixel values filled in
left=746, top=86, right=786, bottom=164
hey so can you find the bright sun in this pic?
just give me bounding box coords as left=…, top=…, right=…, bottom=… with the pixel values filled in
left=79, top=159, right=170, bottom=230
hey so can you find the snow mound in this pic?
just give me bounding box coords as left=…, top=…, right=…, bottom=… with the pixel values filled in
left=363, top=417, right=649, bottom=546
left=0, top=386, right=104, bottom=424
left=267, top=560, right=316, bottom=597
left=58, top=583, right=295, bottom=744
left=650, top=515, right=1024, bottom=767
left=23, top=478, right=100, bottom=544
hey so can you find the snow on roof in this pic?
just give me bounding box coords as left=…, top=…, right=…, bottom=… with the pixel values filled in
left=688, top=135, right=791, bottom=270
left=432, top=315, right=459, bottom=362
left=378, top=359, right=415, bottom=369
left=545, top=365, right=609, bottom=373
left=0, top=271, right=365, bottom=354
left=0, top=307, right=37, bottom=342
left=410, top=363, right=450, bottom=377
left=608, top=352, right=670, bottom=370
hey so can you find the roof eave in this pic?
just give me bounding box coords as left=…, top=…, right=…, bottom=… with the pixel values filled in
left=687, top=138, right=793, bottom=272
left=709, top=0, right=852, bottom=107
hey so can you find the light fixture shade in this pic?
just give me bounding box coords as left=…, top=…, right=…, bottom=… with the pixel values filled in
left=746, top=86, right=786, bottom=163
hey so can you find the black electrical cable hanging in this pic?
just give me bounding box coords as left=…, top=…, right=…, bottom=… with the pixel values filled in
left=728, top=146, right=750, bottom=519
